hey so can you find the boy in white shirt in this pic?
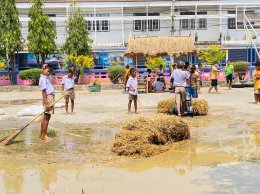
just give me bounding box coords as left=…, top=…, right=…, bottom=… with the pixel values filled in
left=39, top=64, right=55, bottom=142
left=62, top=69, right=76, bottom=115
left=126, top=68, right=138, bottom=113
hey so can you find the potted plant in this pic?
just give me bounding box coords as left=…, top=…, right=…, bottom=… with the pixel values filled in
left=88, top=79, right=101, bottom=92
left=107, top=61, right=125, bottom=84
left=232, top=61, right=250, bottom=82
left=69, top=55, right=93, bottom=84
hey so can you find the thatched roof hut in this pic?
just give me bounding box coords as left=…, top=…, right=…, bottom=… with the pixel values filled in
left=125, top=36, right=195, bottom=57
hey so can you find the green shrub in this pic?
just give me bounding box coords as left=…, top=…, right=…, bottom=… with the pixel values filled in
left=107, top=65, right=125, bottom=84
left=19, top=68, right=42, bottom=85
left=231, top=61, right=250, bottom=74
left=93, top=79, right=101, bottom=85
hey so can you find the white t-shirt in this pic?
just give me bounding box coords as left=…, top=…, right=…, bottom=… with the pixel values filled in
left=173, top=69, right=190, bottom=87
left=126, top=76, right=138, bottom=95
left=62, top=75, right=76, bottom=91
left=39, top=74, right=54, bottom=95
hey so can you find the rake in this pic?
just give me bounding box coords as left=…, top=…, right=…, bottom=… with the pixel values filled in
left=0, top=94, right=65, bottom=146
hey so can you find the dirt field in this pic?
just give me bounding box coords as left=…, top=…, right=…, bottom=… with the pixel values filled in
left=0, top=87, right=260, bottom=194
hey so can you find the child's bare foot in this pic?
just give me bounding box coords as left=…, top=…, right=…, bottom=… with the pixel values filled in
left=128, top=111, right=132, bottom=114
left=135, top=111, right=139, bottom=114
left=40, top=135, right=53, bottom=143
left=71, top=112, right=75, bottom=115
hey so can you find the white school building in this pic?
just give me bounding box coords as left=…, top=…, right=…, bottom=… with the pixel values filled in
left=16, top=0, right=260, bottom=68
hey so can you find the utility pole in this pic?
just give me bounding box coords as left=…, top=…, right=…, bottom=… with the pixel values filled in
left=171, top=0, right=175, bottom=35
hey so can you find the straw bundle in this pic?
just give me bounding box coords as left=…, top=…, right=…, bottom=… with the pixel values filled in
left=125, top=36, right=195, bottom=57
left=157, top=98, right=176, bottom=114
left=192, top=99, right=209, bottom=115
left=112, top=115, right=190, bottom=157
left=157, top=98, right=209, bottom=116
left=154, top=114, right=190, bottom=141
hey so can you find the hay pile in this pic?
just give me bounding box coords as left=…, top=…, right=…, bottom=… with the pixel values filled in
left=112, top=114, right=190, bottom=157
left=157, top=98, right=176, bottom=114
left=192, top=99, right=209, bottom=115
left=157, top=98, right=209, bottom=116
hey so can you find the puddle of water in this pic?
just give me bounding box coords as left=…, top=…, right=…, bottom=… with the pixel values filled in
left=1, top=155, right=260, bottom=194
left=0, top=124, right=116, bottom=165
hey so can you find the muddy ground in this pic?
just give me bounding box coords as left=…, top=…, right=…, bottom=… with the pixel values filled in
left=0, top=88, right=260, bottom=194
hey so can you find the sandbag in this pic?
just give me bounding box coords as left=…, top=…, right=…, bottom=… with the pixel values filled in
left=54, top=103, right=65, bottom=108
left=18, top=105, right=43, bottom=117
left=0, top=109, right=5, bottom=115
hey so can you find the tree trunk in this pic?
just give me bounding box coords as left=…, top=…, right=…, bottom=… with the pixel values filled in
left=36, top=54, right=40, bottom=68
left=8, top=55, right=15, bottom=85
left=41, top=53, right=46, bottom=66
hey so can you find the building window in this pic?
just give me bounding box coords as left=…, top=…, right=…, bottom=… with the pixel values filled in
left=86, top=14, right=110, bottom=32
left=197, top=11, right=207, bottom=30
left=134, top=19, right=142, bottom=31
left=198, top=18, right=207, bottom=29
left=181, top=19, right=189, bottom=30
left=228, top=11, right=236, bottom=29
left=180, top=11, right=195, bottom=30
left=228, top=18, right=236, bottom=29
left=133, top=13, right=160, bottom=31
left=181, top=19, right=195, bottom=30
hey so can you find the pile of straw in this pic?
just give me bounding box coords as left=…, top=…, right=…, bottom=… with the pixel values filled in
left=192, top=99, right=209, bottom=115
left=112, top=114, right=190, bottom=157
left=157, top=98, right=209, bottom=116
left=157, top=98, right=176, bottom=114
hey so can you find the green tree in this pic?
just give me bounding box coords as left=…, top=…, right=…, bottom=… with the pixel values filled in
left=62, top=3, right=92, bottom=56
left=27, top=0, right=57, bottom=67
left=145, top=56, right=167, bottom=71
left=198, top=45, right=226, bottom=65
left=0, top=0, right=23, bottom=84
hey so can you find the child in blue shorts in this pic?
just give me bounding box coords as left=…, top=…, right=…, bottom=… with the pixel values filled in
left=187, top=65, right=199, bottom=98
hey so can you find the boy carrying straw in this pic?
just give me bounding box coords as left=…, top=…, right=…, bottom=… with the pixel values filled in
left=253, top=62, right=260, bottom=104
left=39, top=64, right=55, bottom=142
left=126, top=68, right=138, bottom=114
left=62, top=69, right=76, bottom=114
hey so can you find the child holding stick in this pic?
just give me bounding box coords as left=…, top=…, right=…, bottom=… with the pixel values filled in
left=39, top=64, right=54, bottom=142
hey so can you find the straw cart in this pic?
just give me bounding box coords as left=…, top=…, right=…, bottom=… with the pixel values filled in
left=124, top=36, right=196, bottom=92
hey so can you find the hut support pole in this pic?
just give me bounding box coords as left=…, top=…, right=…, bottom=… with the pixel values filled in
left=135, top=55, right=138, bottom=68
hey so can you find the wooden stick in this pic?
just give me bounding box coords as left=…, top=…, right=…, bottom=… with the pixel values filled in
left=0, top=95, right=65, bottom=146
